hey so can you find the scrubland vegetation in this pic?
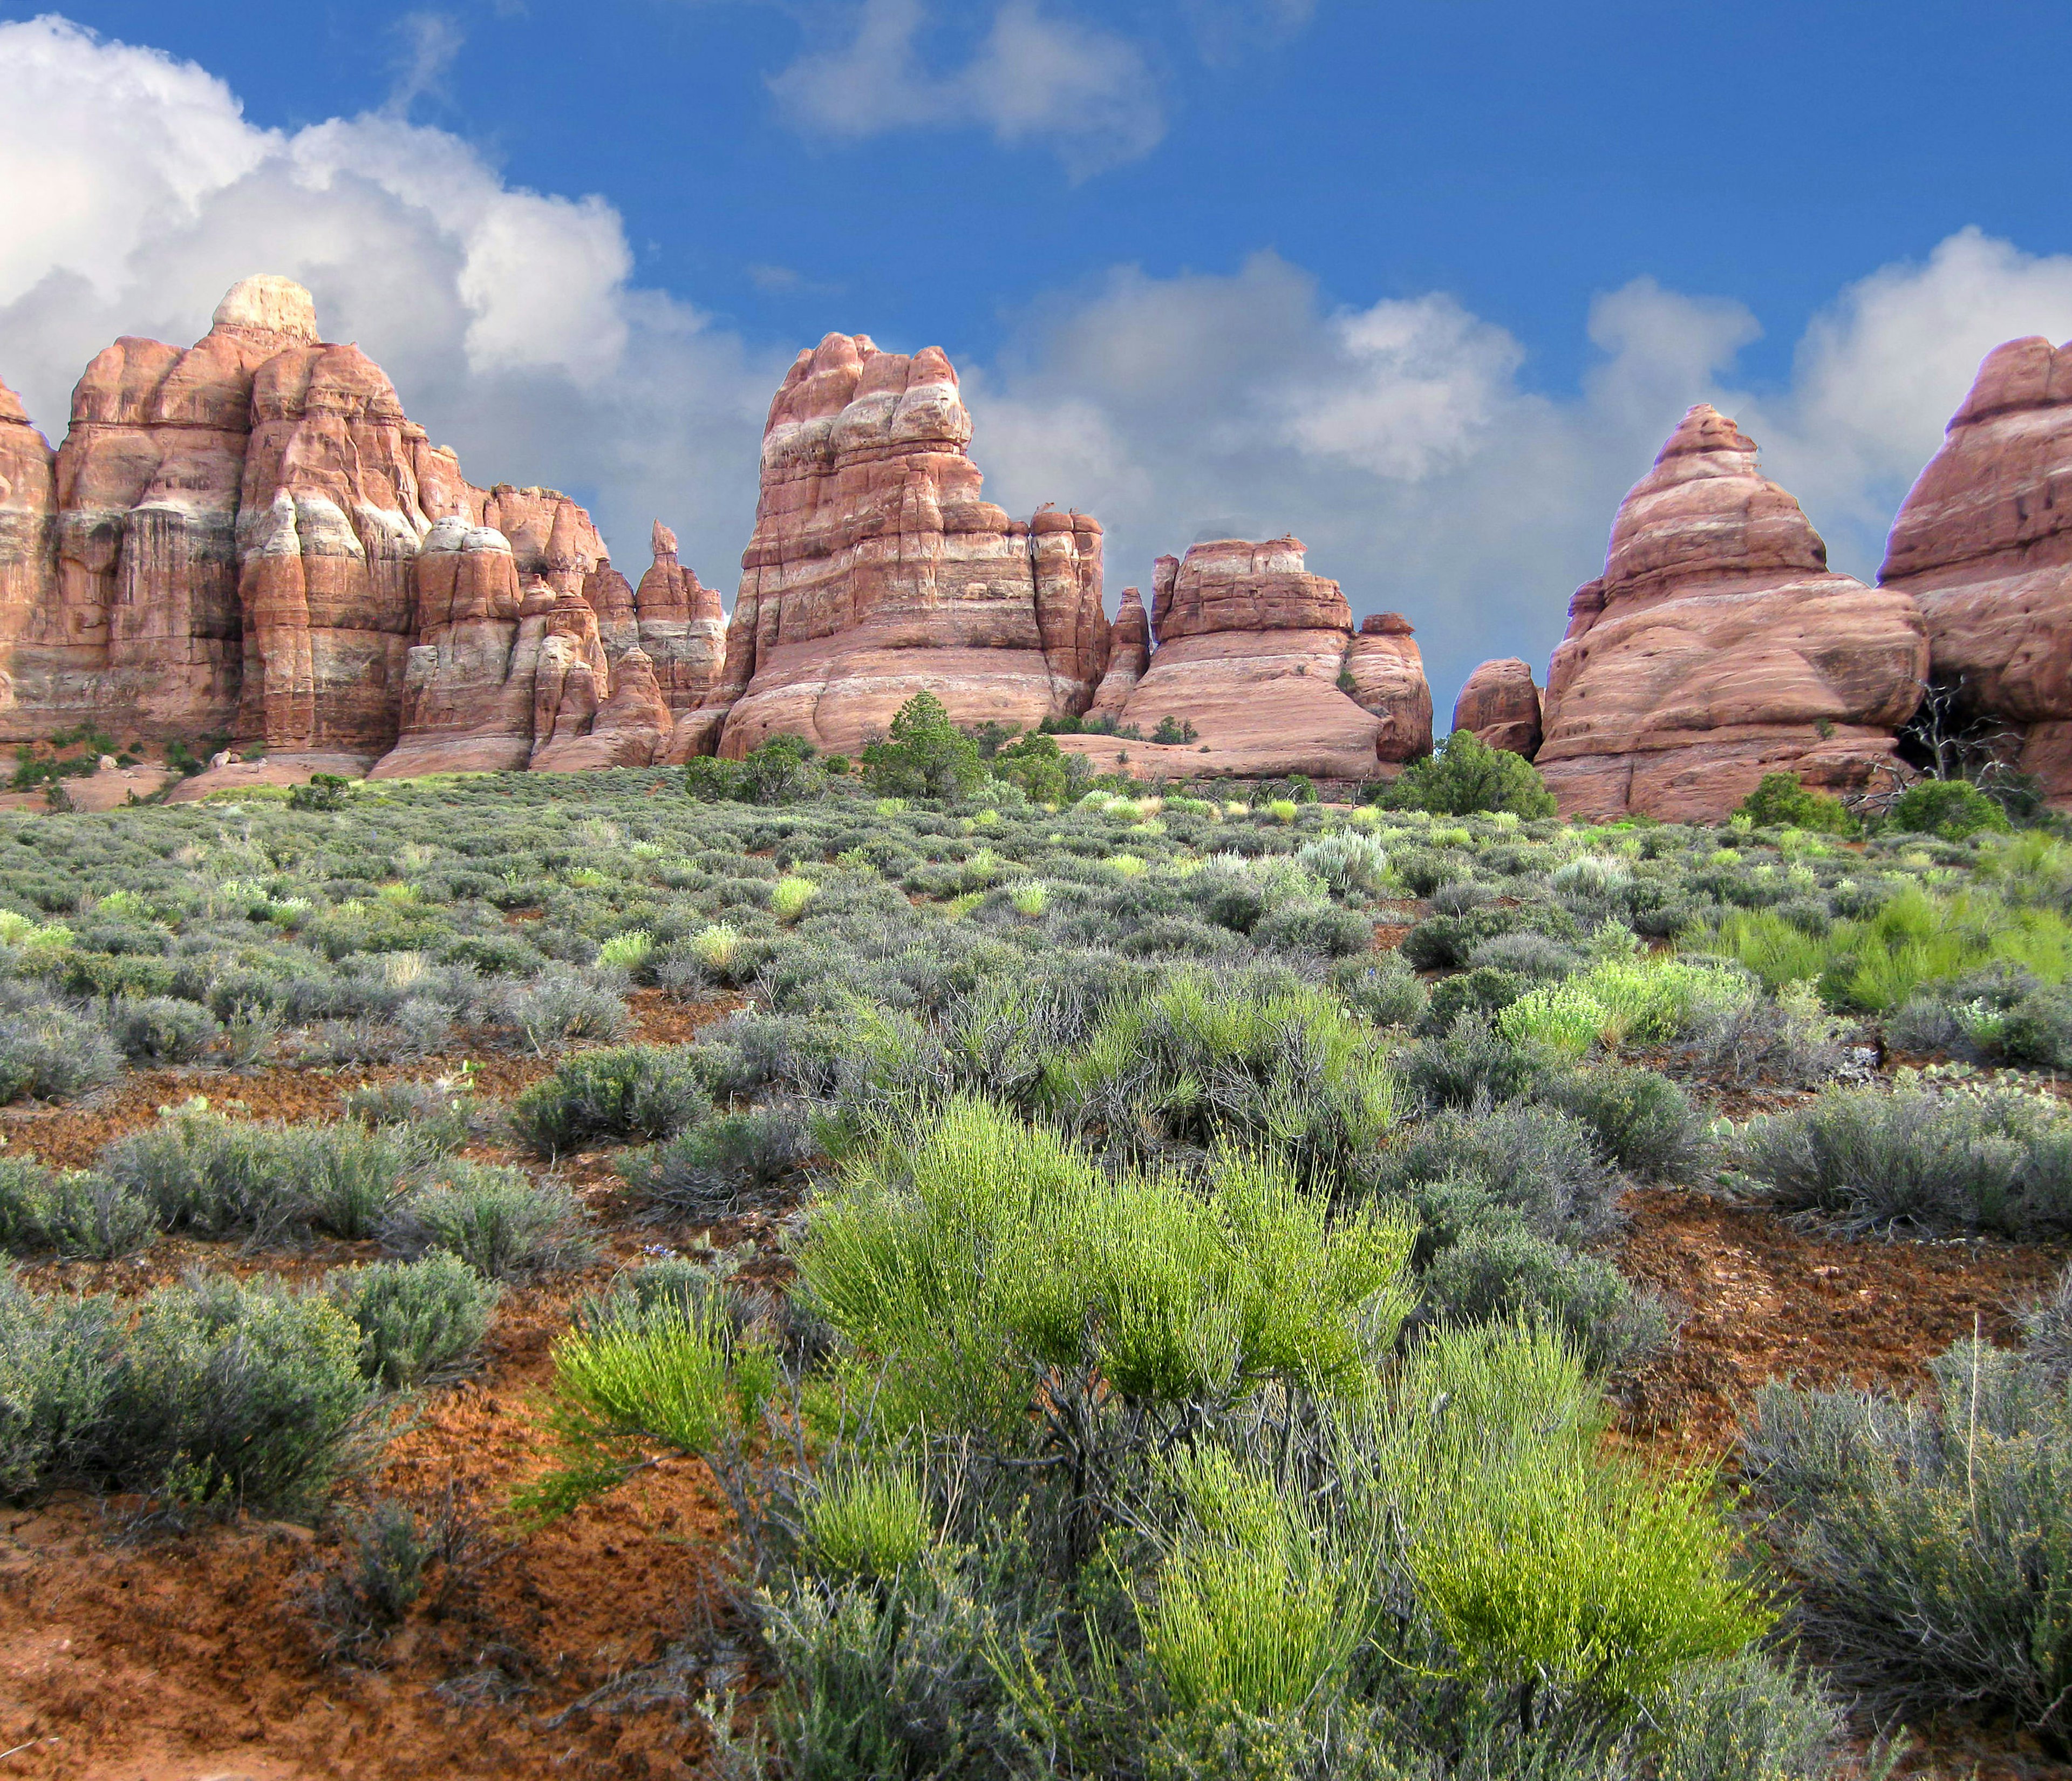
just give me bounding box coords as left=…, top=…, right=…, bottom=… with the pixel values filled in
left=6, top=714, right=2072, bottom=1775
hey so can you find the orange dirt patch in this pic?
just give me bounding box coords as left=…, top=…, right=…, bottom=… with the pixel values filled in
left=1613, top=1186, right=2069, bottom=1464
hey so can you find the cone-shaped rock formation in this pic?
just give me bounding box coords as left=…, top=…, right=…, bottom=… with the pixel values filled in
left=1536, top=405, right=1927, bottom=820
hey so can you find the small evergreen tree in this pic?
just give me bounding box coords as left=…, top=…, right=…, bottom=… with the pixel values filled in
left=1374, top=729, right=1557, bottom=818
left=1889, top=777, right=2012, bottom=840
left=861, top=693, right=987, bottom=800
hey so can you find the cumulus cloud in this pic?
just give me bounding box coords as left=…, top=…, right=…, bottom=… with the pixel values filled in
left=969, top=233, right=2072, bottom=713
left=0, top=13, right=776, bottom=587
left=769, top=0, right=1163, bottom=176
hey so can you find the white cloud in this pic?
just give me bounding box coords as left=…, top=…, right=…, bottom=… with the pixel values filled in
left=386, top=11, right=466, bottom=117
left=0, top=14, right=776, bottom=589
left=769, top=0, right=1163, bottom=176
left=969, top=232, right=2072, bottom=716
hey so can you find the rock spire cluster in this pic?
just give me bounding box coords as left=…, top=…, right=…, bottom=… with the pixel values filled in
left=0, top=276, right=719, bottom=785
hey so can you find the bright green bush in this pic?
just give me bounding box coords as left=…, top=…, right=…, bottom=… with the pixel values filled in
left=798, top=1098, right=1415, bottom=1437
left=1735, top=772, right=1857, bottom=835
left=1889, top=777, right=2013, bottom=839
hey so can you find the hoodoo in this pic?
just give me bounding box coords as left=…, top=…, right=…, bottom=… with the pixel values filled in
left=1880, top=336, right=2072, bottom=801
left=1535, top=405, right=1928, bottom=821
left=700, top=332, right=1108, bottom=758
left=1062, top=539, right=1433, bottom=781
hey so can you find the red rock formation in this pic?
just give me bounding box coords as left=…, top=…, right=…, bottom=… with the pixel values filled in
left=1086, top=586, right=1148, bottom=720
left=233, top=335, right=459, bottom=767
left=634, top=522, right=727, bottom=710
left=1453, top=658, right=1543, bottom=757
left=0, top=378, right=57, bottom=724
left=1536, top=405, right=1927, bottom=820
left=1073, top=538, right=1426, bottom=780
left=1880, top=336, right=2072, bottom=799
left=706, top=333, right=1106, bottom=757
left=1344, top=613, right=1434, bottom=764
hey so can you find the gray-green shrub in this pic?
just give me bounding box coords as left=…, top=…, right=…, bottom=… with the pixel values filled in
left=329, top=1253, right=500, bottom=1389
left=510, top=1044, right=710, bottom=1154
left=382, top=1164, right=591, bottom=1279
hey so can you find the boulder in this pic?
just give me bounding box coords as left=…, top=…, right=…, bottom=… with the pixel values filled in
left=1880, top=336, right=2072, bottom=799
left=1453, top=657, right=1543, bottom=756
left=1075, top=538, right=1426, bottom=780
left=1535, top=405, right=1928, bottom=820
left=707, top=332, right=1106, bottom=757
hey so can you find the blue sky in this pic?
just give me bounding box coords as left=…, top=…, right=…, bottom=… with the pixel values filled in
left=5, top=2, right=2072, bottom=710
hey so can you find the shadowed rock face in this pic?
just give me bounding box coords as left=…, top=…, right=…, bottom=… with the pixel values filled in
left=1536, top=405, right=1928, bottom=821
left=0, top=275, right=715, bottom=783
left=706, top=332, right=1107, bottom=758
left=1880, top=336, right=2072, bottom=800
left=1453, top=658, right=1543, bottom=757
left=1067, top=540, right=1431, bottom=781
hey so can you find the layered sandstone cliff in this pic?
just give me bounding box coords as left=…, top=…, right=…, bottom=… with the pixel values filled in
left=1880, top=336, right=2072, bottom=799
left=1065, top=538, right=1431, bottom=780
left=704, top=333, right=1107, bottom=757
left=1536, top=406, right=1927, bottom=821
left=0, top=275, right=715, bottom=782
left=1454, top=658, right=1543, bottom=756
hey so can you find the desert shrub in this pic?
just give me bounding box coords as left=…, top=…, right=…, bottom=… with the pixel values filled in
left=500, top=969, right=630, bottom=1051
left=1252, top=898, right=1372, bottom=956
left=1042, top=973, right=1398, bottom=1177
left=103, top=994, right=218, bottom=1063
left=337, top=1078, right=473, bottom=1151
left=1468, top=930, right=1581, bottom=980
left=1366, top=1099, right=1619, bottom=1244
left=1393, top=1014, right=1555, bottom=1111
left=861, top=692, right=987, bottom=801
left=328, top=1253, right=500, bottom=1389
left=98, top=1106, right=428, bottom=1242
left=1373, top=729, right=1558, bottom=818
left=1423, top=966, right=1530, bottom=1031
left=384, top=1164, right=591, bottom=1280
left=1888, top=777, right=2012, bottom=840
left=1735, top=772, right=1858, bottom=835
left=1399, top=906, right=1524, bottom=970
left=1734, top=1078, right=2072, bottom=1236
left=1539, top=1066, right=1699, bottom=1180
left=30, top=1171, right=158, bottom=1260
left=618, top=1105, right=817, bottom=1220
left=2019, top=1263, right=2072, bottom=1384
left=1747, top=1335, right=2072, bottom=1750
left=0, top=1270, right=117, bottom=1498
left=1679, top=984, right=1845, bottom=1089
left=1417, top=1215, right=1671, bottom=1374
left=510, top=1044, right=710, bottom=1154
left=1330, top=952, right=1428, bottom=1027
left=0, top=1007, right=121, bottom=1103
left=97, top=1274, right=373, bottom=1513
left=682, top=756, right=745, bottom=801
left=1296, top=831, right=1389, bottom=893
left=0, top=1156, right=54, bottom=1251
left=798, top=1098, right=1415, bottom=1442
